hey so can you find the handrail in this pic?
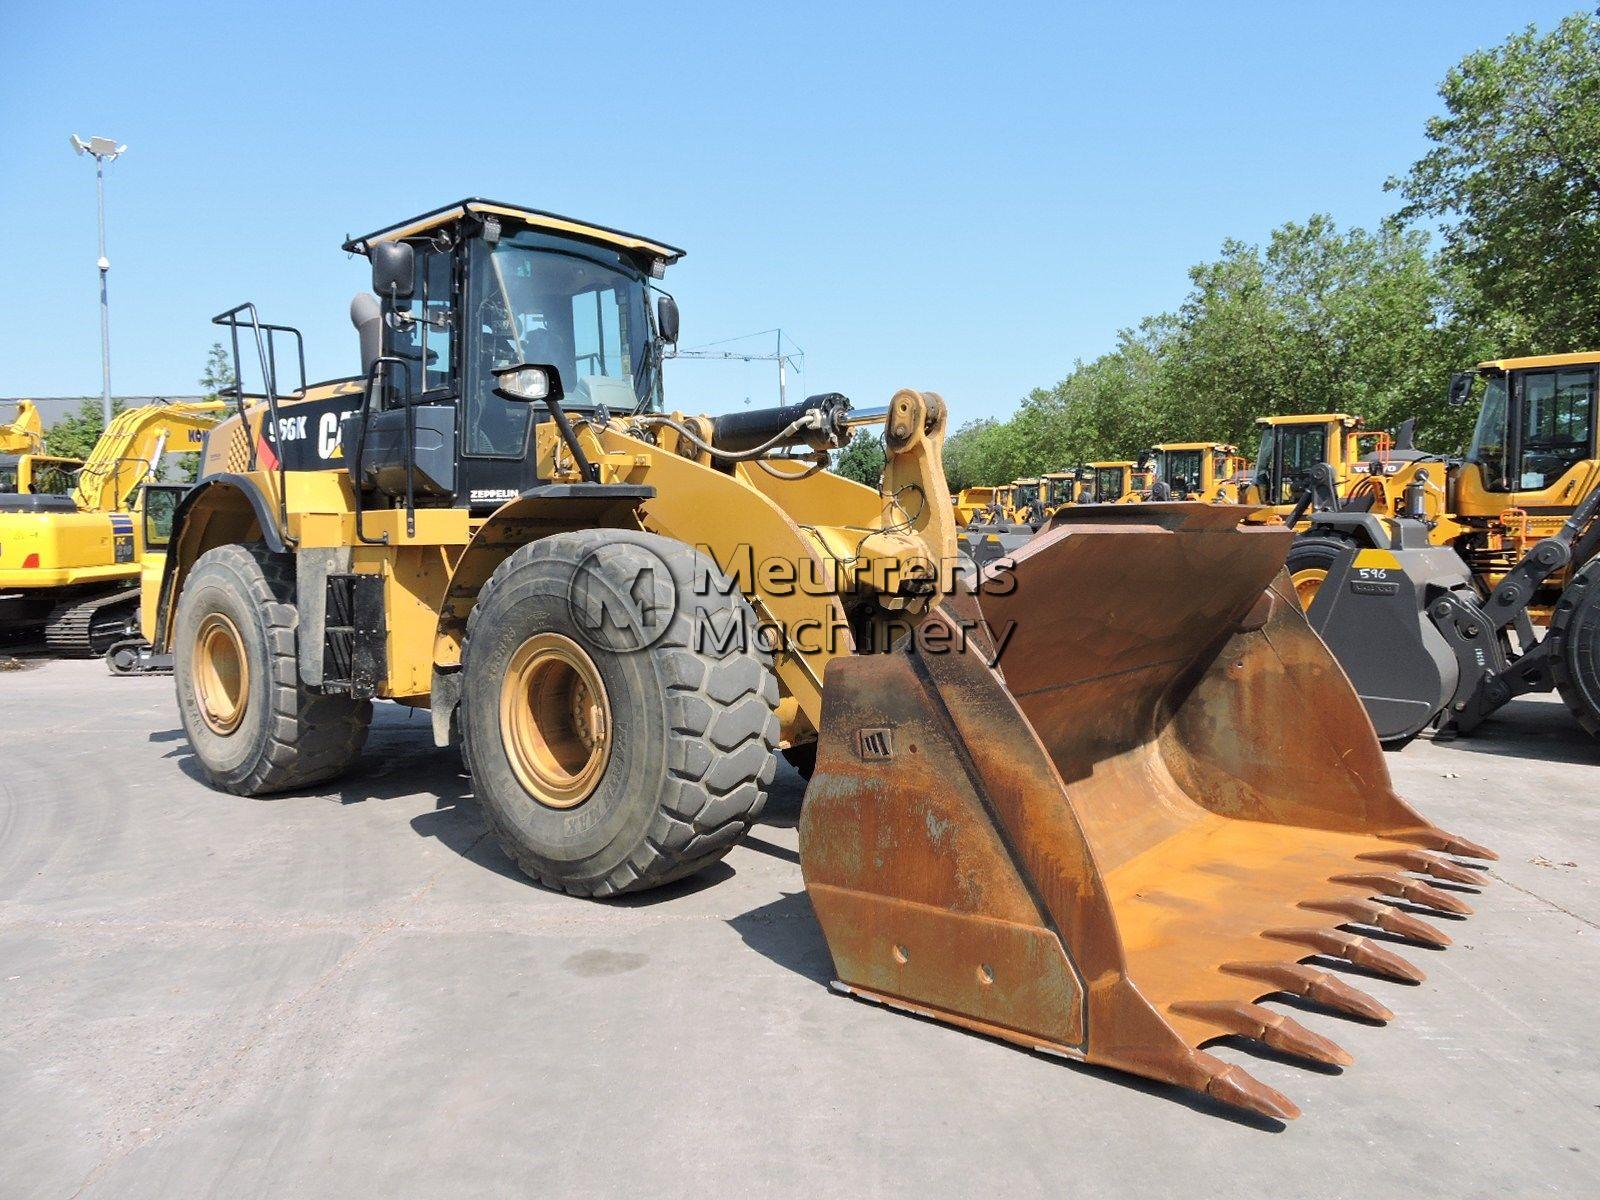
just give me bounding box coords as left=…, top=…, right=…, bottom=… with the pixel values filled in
left=211, top=303, right=308, bottom=547
left=350, top=355, right=416, bottom=545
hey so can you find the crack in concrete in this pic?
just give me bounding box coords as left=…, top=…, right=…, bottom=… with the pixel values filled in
left=1487, top=869, right=1599, bottom=931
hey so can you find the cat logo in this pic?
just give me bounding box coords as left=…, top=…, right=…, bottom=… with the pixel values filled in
left=855, top=727, right=894, bottom=761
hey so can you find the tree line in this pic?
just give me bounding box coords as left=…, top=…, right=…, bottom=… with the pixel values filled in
left=838, top=13, right=1600, bottom=490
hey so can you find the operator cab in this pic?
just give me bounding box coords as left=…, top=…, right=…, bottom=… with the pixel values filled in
left=1460, top=354, right=1598, bottom=493
left=327, top=200, right=683, bottom=513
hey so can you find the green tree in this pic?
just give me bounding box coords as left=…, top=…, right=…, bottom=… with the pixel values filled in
left=833, top=430, right=887, bottom=486
left=44, top=397, right=124, bottom=461
left=200, top=342, right=237, bottom=399
left=1392, top=12, right=1600, bottom=352
left=1161, top=216, right=1476, bottom=451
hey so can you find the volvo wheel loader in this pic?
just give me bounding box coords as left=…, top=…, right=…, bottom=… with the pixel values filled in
left=149, top=199, right=1492, bottom=1120
left=1142, top=442, right=1247, bottom=502
left=0, top=399, right=222, bottom=653
left=1285, top=353, right=1600, bottom=744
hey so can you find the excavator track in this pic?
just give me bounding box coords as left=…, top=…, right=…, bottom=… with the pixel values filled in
left=44, top=586, right=140, bottom=658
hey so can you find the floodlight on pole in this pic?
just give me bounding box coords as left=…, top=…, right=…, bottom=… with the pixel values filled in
left=70, top=134, right=127, bottom=427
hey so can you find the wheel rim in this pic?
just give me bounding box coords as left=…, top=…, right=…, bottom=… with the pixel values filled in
left=499, top=632, right=612, bottom=809
left=1292, top=568, right=1328, bottom=611
left=193, top=613, right=249, bottom=735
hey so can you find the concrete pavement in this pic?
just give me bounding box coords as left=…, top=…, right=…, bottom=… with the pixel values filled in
left=1, top=659, right=1595, bottom=1199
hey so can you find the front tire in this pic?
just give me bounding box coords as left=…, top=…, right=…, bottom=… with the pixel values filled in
left=173, top=543, right=372, bottom=795
left=1549, top=555, right=1600, bottom=737
left=1285, top=534, right=1359, bottom=612
left=461, top=530, right=780, bottom=897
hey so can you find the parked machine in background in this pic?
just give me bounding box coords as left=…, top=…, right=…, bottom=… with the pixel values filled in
left=1142, top=442, right=1248, bottom=501
left=0, top=399, right=222, bottom=654
left=1, top=401, right=45, bottom=456
left=145, top=199, right=1491, bottom=1119
left=1288, top=352, right=1600, bottom=744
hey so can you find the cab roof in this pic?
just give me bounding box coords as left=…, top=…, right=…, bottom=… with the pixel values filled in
left=1477, top=351, right=1600, bottom=373
left=1151, top=441, right=1237, bottom=452
left=1255, top=413, right=1361, bottom=427
left=342, top=199, right=686, bottom=265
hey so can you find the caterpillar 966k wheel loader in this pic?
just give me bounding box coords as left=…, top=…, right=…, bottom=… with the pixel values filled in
left=149, top=199, right=1493, bottom=1120
left=1283, top=353, right=1600, bottom=744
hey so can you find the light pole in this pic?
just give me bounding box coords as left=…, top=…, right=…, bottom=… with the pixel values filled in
left=70, top=134, right=127, bottom=428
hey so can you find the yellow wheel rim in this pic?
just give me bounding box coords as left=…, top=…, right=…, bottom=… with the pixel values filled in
left=499, top=633, right=612, bottom=809
left=193, top=612, right=250, bottom=736
left=1292, top=567, right=1328, bottom=611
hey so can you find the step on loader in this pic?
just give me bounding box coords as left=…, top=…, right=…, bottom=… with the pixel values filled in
left=151, top=200, right=1493, bottom=1119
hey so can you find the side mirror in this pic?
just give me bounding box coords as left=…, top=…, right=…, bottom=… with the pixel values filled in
left=492, top=362, right=565, bottom=404
left=1447, top=371, right=1474, bottom=407
left=371, top=241, right=415, bottom=303
left=656, top=294, right=680, bottom=346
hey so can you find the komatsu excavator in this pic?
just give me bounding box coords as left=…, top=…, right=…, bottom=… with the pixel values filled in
left=147, top=199, right=1492, bottom=1119
left=0, top=400, right=222, bottom=654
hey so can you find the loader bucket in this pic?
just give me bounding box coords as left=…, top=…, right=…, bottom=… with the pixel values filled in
left=798, top=503, right=1494, bottom=1119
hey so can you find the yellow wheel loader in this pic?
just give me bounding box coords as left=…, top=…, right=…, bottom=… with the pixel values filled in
left=1082, top=460, right=1151, bottom=503
left=1286, top=353, right=1600, bottom=744
left=0, top=400, right=223, bottom=654
left=1142, top=442, right=1248, bottom=502
left=149, top=199, right=1492, bottom=1120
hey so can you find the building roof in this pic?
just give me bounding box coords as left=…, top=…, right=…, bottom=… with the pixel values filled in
left=0, top=397, right=206, bottom=429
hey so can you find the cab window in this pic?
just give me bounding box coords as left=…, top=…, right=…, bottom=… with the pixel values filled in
left=1518, top=368, right=1593, bottom=490
left=1161, top=450, right=1203, bottom=494
left=1277, top=426, right=1326, bottom=504
left=1468, top=376, right=1511, bottom=490
left=1096, top=468, right=1124, bottom=500
left=390, top=249, right=456, bottom=397
left=141, top=486, right=183, bottom=550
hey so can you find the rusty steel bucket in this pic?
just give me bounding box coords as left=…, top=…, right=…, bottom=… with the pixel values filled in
left=798, top=503, right=1494, bottom=1119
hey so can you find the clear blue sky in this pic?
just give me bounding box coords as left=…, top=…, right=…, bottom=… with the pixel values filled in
left=0, top=1, right=1579, bottom=426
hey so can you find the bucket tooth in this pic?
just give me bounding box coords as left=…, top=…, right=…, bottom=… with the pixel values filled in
left=1299, top=897, right=1452, bottom=948
left=1386, top=829, right=1498, bottom=862
left=1172, top=1000, right=1352, bottom=1066
left=1220, top=962, right=1393, bottom=1021
left=1331, top=872, right=1474, bottom=916
left=1263, top=927, right=1426, bottom=983
left=1356, top=849, right=1488, bottom=887
left=1195, top=1052, right=1301, bottom=1121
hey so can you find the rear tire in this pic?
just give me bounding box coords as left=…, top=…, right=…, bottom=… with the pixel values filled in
left=1286, top=534, right=1359, bottom=611
left=1548, top=554, right=1600, bottom=737
left=174, top=543, right=372, bottom=795
left=461, top=530, right=780, bottom=897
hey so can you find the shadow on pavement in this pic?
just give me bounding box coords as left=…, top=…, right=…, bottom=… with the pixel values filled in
left=727, top=890, right=834, bottom=986
left=1427, top=698, right=1600, bottom=765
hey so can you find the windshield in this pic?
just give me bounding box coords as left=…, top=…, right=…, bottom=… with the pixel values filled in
left=1254, top=428, right=1275, bottom=496
left=1158, top=449, right=1204, bottom=493
left=0, top=457, right=15, bottom=493
left=1466, top=375, right=1509, bottom=490
left=1095, top=468, right=1124, bottom=500
left=465, top=231, right=658, bottom=457
left=1014, top=482, right=1041, bottom=506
